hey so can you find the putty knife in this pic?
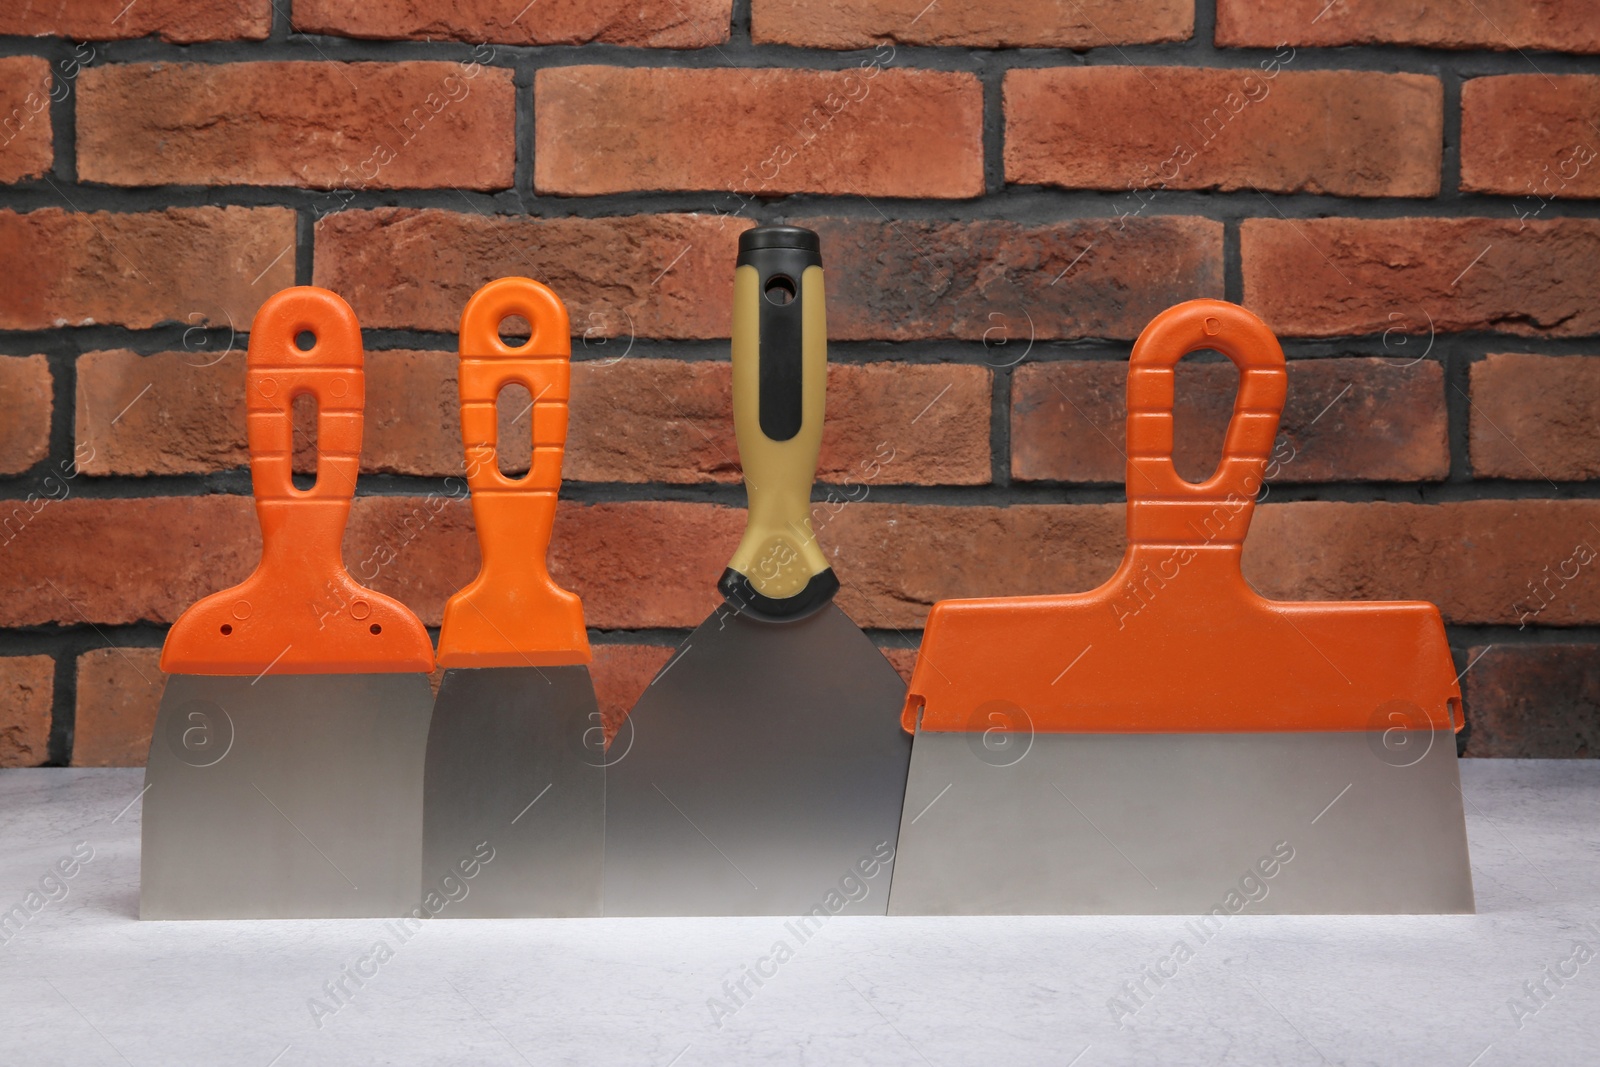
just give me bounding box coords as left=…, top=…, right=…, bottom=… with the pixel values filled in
left=889, top=299, right=1474, bottom=915
left=142, top=287, right=436, bottom=919
left=423, top=277, right=603, bottom=917
left=603, top=225, right=911, bottom=916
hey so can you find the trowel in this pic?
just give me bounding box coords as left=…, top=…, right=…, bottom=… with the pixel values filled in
left=423, top=277, right=604, bottom=917
left=142, top=287, right=436, bottom=919
left=888, top=299, right=1474, bottom=915
left=603, top=225, right=911, bottom=916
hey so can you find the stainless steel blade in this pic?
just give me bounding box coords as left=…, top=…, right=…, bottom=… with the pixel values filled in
left=888, top=730, right=1474, bottom=915
left=140, top=673, right=432, bottom=919
left=422, top=666, right=603, bottom=917
left=603, top=603, right=910, bottom=916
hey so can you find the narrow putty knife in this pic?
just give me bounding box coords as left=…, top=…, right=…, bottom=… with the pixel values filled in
left=143, top=287, right=436, bottom=919
left=423, top=277, right=603, bottom=917
left=603, top=224, right=911, bottom=916
left=889, top=299, right=1474, bottom=915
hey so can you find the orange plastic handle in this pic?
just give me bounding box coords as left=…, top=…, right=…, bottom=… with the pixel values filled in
left=434, top=277, right=590, bottom=668
left=902, top=299, right=1461, bottom=735
left=1124, top=302, right=1287, bottom=550
left=160, top=287, right=434, bottom=675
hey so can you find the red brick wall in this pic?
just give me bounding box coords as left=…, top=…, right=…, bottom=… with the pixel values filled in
left=1, top=1, right=1596, bottom=765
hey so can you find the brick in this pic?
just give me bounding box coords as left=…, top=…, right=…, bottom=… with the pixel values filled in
left=565, top=360, right=991, bottom=485
left=590, top=644, right=674, bottom=742
left=316, top=211, right=1221, bottom=343
left=0, top=497, right=258, bottom=627
left=814, top=216, right=1223, bottom=341
left=1461, top=76, right=1600, bottom=199
left=1470, top=354, right=1600, bottom=480
left=295, top=0, right=730, bottom=46
left=16, top=495, right=726, bottom=632
left=534, top=66, right=983, bottom=198
left=1215, top=0, right=1600, bottom=53
left=1240, top=217, right=1600, bottom=338
left=1462, top=645, right=1600, bottom=758
left=0, top=57, right=53, bottom=183
left=0, top=1, right=269, bottom=42
left=78, top=62, right=515, bottom=191
left=2, top=496, right=507, bottom=627
left=753, top=0, right=1190, bottom=48
left=567, top=360, right=737, bottom=483
left=0, top=355, right=52, bottom=474
left=881, top=647, right=916, bottom=685
left=0, top=655, right=53, bottom=767
left=13, top=497, right=1599, bottom=632
left=833, top=501, right=1600, bottom=629
left=342, top=494, right=476, bottom=627
left=815, top=363, right=990, bottom=485
left=827, top=503, right=1127, bottom=629
left=362, top=350, right=460, bottom=476
left=74, top=348, right=440, bottom=478
left=0, top=494, right=469, bottom=629
left=1243, top=502, right=1600, bottom=628
left=348, top=498, right=745, bottom=630
left=1006, top=68, right=1441, bottom=198
left=76, top=349, right=248, bottom=476
left=0, top=207, right=296, bottom=331
left=73, top=647, right=163, bottom=767
left=0, top=496, right=772, bottom=631
left=319, top=349, right=534, bottom=479
left=1013, top=357, right=1448, bottom=484
left=314, top=209, right=749, bottom=338
left=79, top=350, right=989, bottom=484
left=77, top=348, right=493, bottom=478
left=361, top=499, right=469, bottom=622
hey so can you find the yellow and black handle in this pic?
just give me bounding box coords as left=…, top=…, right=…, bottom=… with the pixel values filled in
left=718, top=225, right=838, bottom=622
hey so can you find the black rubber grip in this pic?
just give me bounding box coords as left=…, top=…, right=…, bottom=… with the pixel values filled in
left=718, top=567, right=839, bottom=623
left=737, top=226, right=822, bottom=443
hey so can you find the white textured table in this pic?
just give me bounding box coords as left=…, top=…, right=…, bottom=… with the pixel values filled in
left=1, top=763, right=1596, bottom=1067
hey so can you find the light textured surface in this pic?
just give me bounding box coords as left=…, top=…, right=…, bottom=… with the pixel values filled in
left=0, top=762, right=1596, bottom=1065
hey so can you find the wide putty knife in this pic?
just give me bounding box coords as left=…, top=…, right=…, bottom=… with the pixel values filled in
left=889, top=299, right=1474, bottom=915
left=422, top=277, right=603, bottom=917
left=603, top=225, right=911, bottom=916
left=143, top=287, right=436, bottom=919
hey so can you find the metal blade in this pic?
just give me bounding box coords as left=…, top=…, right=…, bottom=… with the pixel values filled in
left=140, top=673, right=432, bottom=919
left=422, top=666, right=603, bottom=917
left=889, top=730, right=1475, bottom=915
left=603, top=603, right=910, bottom=916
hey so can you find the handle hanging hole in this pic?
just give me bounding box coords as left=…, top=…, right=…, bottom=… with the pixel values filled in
left=498, top=315, right=531, bottom=347
left=219, top=624, right=233, bottom=635
left=1172, top=348, right=1237, bottom=486
left=763, top=274, right=797, bottom=306
left=369, top=623, right=382, bottom=635
left=494, top=382, right=534, bottom=478
left=294, top=330, right=316, bottom=352
left=290, top=392, right=318, bottom=492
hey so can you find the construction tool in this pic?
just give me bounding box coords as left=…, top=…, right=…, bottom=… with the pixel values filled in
left=603, top=224, right=911, bottom=916
left=889, top=299, right=1474, bottom=915
left=142, top=287, right=436, bottom=920
left=423, top=277, right=603, bottom=918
